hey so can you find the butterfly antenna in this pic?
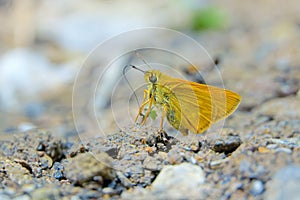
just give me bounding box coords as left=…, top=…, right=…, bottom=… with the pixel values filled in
left=135, top=50, right=152, bottom=70
left=122, top=65, right=143, bottom=107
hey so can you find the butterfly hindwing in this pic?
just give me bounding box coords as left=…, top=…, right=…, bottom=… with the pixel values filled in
left=158, top=73, right=241, bottom=134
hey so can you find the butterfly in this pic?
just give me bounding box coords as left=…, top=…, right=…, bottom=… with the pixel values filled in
left=134, top=68, right=241, bottom=135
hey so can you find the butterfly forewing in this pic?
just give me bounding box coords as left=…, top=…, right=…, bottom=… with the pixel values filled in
left=158, top=73, right=241, bottom=134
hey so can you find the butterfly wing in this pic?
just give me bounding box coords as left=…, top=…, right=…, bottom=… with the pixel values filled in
left=159, top=74, right=241, bottom=134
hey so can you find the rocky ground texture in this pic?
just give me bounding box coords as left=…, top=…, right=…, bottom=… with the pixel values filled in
left=1, top=94, right=300, bottom=199
left=1, top=0, right=300, bottom=199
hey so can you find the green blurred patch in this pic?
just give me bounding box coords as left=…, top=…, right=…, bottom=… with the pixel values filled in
left=191, top=6, right=227, bottom=31
left=149, top=109, right=157, bottom=120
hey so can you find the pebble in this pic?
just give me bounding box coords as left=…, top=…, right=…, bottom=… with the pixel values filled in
left=209, top=158, right=230, bottom=169
left=39, top=153, right=53, bottom=169
left=151, top=163, right=205, bottom=198
left=116, top=171, right=134, bottom=188
left=250, top=180, right=264, bottom=196
left=189, top=155, right=197, bottom=164
left=212, top=135, right=242, bottom=154
left=52, top=162, right=65, bottom=180
left=92, top=176, right=103, bottom=184
left=102, top=187, right=116, bottom=195
left=44, top=140, right=67, bottom=162
left=258, top=146, right=270, bottom=153
left=143, top=156, right=161, bottom=171
left=269, top=138, right=300, bottom=148
left=275, top=147, right=292, bottom=154
left=265, top=165, right=300, bottom=200
left=230, top=182, right=244, bottom=192
left=63, top=152, right=116, bottom=185
left=167, top=148, right=184, bottom=164
left=266, top=144, right=278, bottom=149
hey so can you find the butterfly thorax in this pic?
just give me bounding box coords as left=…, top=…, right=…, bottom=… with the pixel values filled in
left=144, top=70, right=171, bottom=105
left=145, top=70, right=182, bottom=132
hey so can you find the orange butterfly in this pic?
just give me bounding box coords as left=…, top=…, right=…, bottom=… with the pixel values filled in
left=134, top=68, right=241, bottom=135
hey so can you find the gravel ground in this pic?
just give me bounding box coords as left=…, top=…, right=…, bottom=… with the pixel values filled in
left=1, top=0, right=300, bottom=199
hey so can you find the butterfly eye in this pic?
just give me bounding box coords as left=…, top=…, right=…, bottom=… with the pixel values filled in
left=149, top=74, right=157, bottom=83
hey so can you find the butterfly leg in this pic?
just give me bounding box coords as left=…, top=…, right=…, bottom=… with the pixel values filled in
left=134, top=89, right=150, bottom=124
left=157, top=106, right=170, bottom=143
left=134, top=99, right=150, bottom=124
left=159, top=104, right=169, bottom=131
left=159, top=108, right=165, bottom=131
left=140, top=96, right=154, bottom=125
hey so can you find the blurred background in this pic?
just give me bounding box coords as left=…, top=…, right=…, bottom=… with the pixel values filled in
left=0, top=0, right=299, bottom=139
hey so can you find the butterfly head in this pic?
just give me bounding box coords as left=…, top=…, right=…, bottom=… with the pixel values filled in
left=145, top=70, right=161, bottom=84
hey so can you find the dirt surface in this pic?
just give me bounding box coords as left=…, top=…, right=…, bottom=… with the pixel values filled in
left=1, top=0, right=300, bottom=199
left=1, top=102, right=299, bottom=199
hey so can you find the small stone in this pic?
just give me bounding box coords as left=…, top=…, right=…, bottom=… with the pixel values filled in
left=143, top=156, right=161, bottom=171
left=31, top=167, right=43, bottom=178
left=258, top=146, right=270, bottom=153
left=190, top=143, right=201, bottom=152
left=167, top=149, right=183, bottom=165
left=144, top=146, right=155, bottom=154
left=183, top=142, right=201, bottom=152
left=250, top=180, right=264, bottom=196
left=212, top=135, right=242, bottom=154
left=63, top=152, right=116, bottom=185
left=189, top=156, right=197, bottom=164
left=266, top=144, right=278, bottom=149
left=275, top=147, right=292, bottom=154
left=116, top=171, right=134, bottom=188
left=156, top=143, right=167, bottom=152
left=269, top=138, right=300, bottom=148
left=92, top=176, right=103, bottom=184
left=209, top=158, right=230, bottom=169
left=139, top=170, right=155, bottom=187
left=36, top=142, right=46, bottom=151
left=151, top=163, right=205, bottom=199
left=45, top=140, right=67, bottom=162
left=230, top=182, right=244, bottom=192
left=39, top=153, right=53, bottom=169
left=53, top=170, right=64, bottom=180
left=102, top=187, right=116, bottom=195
